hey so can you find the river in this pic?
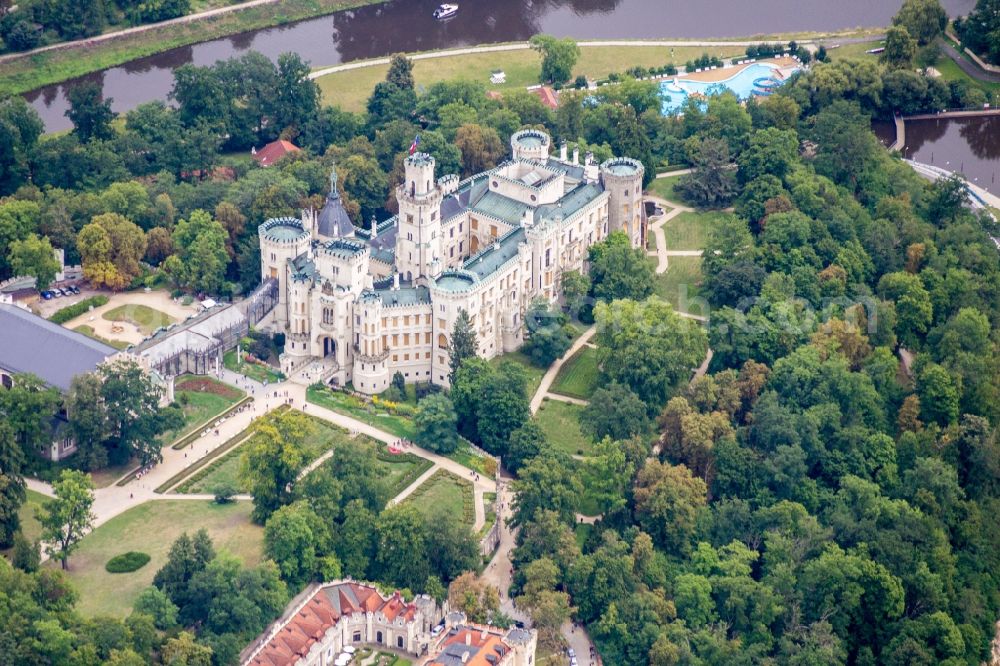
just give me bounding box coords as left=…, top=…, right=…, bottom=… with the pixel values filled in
left=24, top=0, right=975, bottom=133
left=874, top=116, right=1000, bottom=196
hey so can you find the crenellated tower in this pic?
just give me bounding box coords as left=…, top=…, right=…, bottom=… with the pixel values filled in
left=600, top=157, right=645, bottom=248
left=395, top=153, right=443, bottom=284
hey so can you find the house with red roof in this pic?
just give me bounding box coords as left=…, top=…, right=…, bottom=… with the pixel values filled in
left=252, top=139, right=302, bottom=167
left=531, top=85, right=559, bottom=110
left=242, top=581, right=438, bottom=666
left=426, top=618, right=537, bottom=666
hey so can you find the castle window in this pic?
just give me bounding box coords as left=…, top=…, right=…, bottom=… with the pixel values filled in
left=425, top=332, right=431, bottom=344
left=431, top=211, right=437, bottom=221
left=407, top=215, right=414, bottom=224
left=397, top=637, right=404, bottom=649
left=437, top=334, right=448, bottom=349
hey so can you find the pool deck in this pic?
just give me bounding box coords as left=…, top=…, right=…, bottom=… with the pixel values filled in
left=679, top=55, right=797, bottom=83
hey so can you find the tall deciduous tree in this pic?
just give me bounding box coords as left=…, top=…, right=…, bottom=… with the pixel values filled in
left=529, top=35, right=581, bottom=86
left=632, top=460, right=706, bottom=555
left=454, top=124, right=505, bottom=177
left=676, top=137, right=738, bottom=208
left=414, top=393, right=459, bottom=454
left=239, top=410, right=312, bottom=523
left=580, top=382, right=650, bottom=442
left=65, top=82, right=115, bottom=143
left=77, top=213, right=147, bottom=290
left=7, top=234, right=59, bottom=290
left=893, top=0, right=947, bottom=45
left=99, top=358, right=180, bottom=466
left=587, top=231, right=655, bottom=302
left=0, top=423, right=25, bottom=548
left=168, top=209, right=229, bottom=294
left=39, top=470, right=96, bottom=569
left=66, top=373, right=108, bottom=471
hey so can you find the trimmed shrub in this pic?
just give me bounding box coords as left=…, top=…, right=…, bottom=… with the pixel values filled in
left=105, top=551, right=151, bottom=573
left=49, top=295, right=109, bottom=324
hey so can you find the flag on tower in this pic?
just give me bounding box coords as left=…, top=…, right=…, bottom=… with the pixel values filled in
left=409, top=134, right=421, bottom=155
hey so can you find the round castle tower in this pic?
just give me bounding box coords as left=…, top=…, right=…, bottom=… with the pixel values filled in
left=599, top=157, right=646, bottom=248
left=259, top=217, right=311, bottom=330
left=510, top=129, right=551, bottom=161
left=352, top=292, right=391, bottom=394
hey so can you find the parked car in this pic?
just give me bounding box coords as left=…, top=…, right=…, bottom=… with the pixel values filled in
left=67, top=285, right=80, bottom=294
left=41, top=291, right=53, bottom=300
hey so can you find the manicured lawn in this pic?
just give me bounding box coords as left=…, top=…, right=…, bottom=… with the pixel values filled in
left=445, top=444, right=492, bottom=476
left=316, top=44, right=748, bottom=112
left=489, top=350, right=546, bottom=400
left=534, top=399, right=594, bottom=457
left=663, top=210, right=728, bottom=251
left=0, top=489, right=48, bottom=559
left=101, top=304, right=175, bottom=335
left=223, top=349, right=285, bottom=384
left=646, top=174, right=685, bottom=201
left=161, top=376, right=245, bottom=444
left=307, top=385, right=417, bottom=439
left=402, top=470, right=475, bottom=527
left=381, top=453, right=433, bottom=498
left=180, top=411, right=354, bottom=494
left=59, top=500, right=263, bottom=618
left=73, top=325, right=131, bottom=350
left=551, top=346, right=599, bottom=400
left=653, top=256, right=707, bottom=316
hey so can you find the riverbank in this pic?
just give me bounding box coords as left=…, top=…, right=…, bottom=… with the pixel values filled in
left=0, top=0, right=386, bottom=97
left=311, top=32, right=878, bottom=113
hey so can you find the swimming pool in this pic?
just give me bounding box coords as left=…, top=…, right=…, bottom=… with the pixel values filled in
left=659, top=62, right=797, bottom=114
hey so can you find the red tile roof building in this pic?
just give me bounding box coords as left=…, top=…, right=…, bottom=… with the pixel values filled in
left=531, top=86, right=559, bottom=109
left=426, top=621, right=537, bottom=666
left=242, top=581, right=434, bottom=666
left=252, top=140, right=302, bottom=167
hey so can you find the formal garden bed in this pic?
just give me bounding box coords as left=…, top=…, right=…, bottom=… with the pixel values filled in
left=534, top=398, right=594, bottom=457
left=57, top=499, right=263, bottom=617
left=223, top=349, right=285, bottom=384
left=402, top=470, right=475, bottom=527
left=161, top=375, right=247, bottom=443
left=550, top=346, right=599, bottom=400
left=306, top=385, right=417, bottom=439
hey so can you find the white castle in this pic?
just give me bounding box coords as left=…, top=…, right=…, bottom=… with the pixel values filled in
left=259, top=130, right=644, bottom=394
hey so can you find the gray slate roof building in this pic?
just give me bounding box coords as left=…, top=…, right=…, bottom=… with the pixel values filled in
left=0, top=303, right=116, bottom=391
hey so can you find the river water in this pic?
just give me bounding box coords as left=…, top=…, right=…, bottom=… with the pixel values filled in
left=23, top=0, right=975, bottom=132
left=874, top=116, right=1000, bottom=196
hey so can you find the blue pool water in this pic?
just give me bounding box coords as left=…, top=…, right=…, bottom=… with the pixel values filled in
left=659, top=62, right=798, bottom=114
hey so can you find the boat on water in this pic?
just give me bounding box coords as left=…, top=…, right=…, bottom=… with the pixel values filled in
left=433, top=3, right=458, bottom=19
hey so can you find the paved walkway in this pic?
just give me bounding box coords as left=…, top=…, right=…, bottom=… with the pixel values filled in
left=938, top=39, right=1000, bottom=84
left=0, top=0, right=284, bottom=64
left=544, top=393, right=589, bottom=407
left=529, top=326, right=597, bottom=414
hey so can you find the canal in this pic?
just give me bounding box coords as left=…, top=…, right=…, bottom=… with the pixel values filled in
left=24, top=0, right=975, bottom=133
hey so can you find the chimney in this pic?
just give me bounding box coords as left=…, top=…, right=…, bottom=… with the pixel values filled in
left=559, top=140, right=567, bottom=162
left=370, top=215, right=378, bottom=238
left=572, top=146, right=579, bottom=165
left=585, top=151, right=594, bottom=166
left=461, top=651, right=471, bottom=664
left=465, top=632, right=472, bottom=646
left=393, top=272, right=400, bottom=290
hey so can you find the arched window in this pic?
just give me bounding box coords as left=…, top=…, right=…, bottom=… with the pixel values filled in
left=397, top=636, right=404, bottom=649
left=437, top=333, right=448, bottom=350
left=377, top=631, right=383, bottom=644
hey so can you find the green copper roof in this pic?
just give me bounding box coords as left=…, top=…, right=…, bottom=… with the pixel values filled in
left=464, top=227, right=525, bottom=280
left=537, top=182, right=605, bottom=222
left=470, top=190, right=531, bottom=226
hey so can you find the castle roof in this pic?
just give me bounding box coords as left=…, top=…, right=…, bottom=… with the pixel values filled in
left=463, top=227, right=526, bottom=280
left=252, top=140, right=300, bottom=167
left=429, top=625, right=513, bottom=666
left=317, top=189, right=354, bottom=238
left=245, top=582, right=419, bottom=666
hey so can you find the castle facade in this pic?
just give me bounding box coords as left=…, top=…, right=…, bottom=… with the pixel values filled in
left=259, top=130, right=644, bottom=394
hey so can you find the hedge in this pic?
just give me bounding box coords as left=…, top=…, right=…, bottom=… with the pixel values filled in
left=50, top=295, right=109, bottom=324
left=170, top=395, right=253, bottom=450
left=105, top=551, right=151, bottom=573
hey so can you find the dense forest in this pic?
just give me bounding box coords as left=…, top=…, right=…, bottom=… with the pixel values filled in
left=0, top=0, right=191, bottom=53
left=2, top=1, right=1000, bottom=660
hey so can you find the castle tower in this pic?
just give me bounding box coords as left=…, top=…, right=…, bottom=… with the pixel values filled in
left=352, top=292, right=391, bottom=393
left=510, top=129, right=551, bottom=162
left=600, top=157, right=645, bottom=248
left=395, top=153, right=443, bottom=283
left=258, top=217, right=311, bottom=329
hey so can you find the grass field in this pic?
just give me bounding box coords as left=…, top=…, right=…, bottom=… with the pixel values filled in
left=316, top=44, right=749, bottom=112
left=306, top=386, right=417, bottom=439
left=73, top=325, right=131, bottom=350
left=0, top=490, right=48, bottom=558
left=489, top=350, right=547, bottom=400
left=402, top=469, right=475, bottom=527
left=646, top=174, right=685, bottom=201
left=653, top=256, right=706, bottom=316
left=550, top=346, right=599, bottom=400
left=180, top=411, right=354, bottom=493
left=162, top=376, right=245, bottom=443
left=663, top=210, right=729, bottom=251
left=223, top=349, right=284, bottom=384
left=534, top=399, right=594, bottom=457
left=102, top=304, right=175, bottom=335
left=59, top=500, right=263, bottom=617
left=0, top=0, right=385, bottom=96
